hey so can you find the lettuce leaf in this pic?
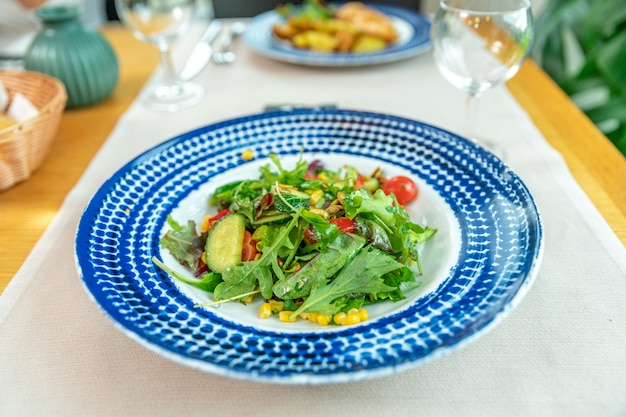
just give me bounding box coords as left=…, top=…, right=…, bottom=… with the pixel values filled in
left=159, top=215, right=205, bottom=270
left=272, top=233, right=365, bottom=300
left=291, top=246, right=402, bottom=318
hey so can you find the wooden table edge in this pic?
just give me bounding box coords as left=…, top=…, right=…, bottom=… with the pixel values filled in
left=507, top=60, right=626, bottom=245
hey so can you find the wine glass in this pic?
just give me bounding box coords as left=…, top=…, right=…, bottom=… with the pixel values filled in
left=115, top=0, right=204, bottom=112
left=431, top=0, right=534, bottom=157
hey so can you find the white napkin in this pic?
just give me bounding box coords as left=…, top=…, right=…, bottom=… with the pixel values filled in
left=2, top=24, right=626, bottom=417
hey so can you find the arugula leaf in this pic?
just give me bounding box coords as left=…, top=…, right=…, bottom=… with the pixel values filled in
left=214, top=259, right=270, bottom=301
left=159, top=216, right=205, bottom=270
left=258, top=154, right=309, bottom=190
left=229, top=194, right=256, bottom=223
left=152, top=256, right=223, bottom=292
left=400, top=222, right=437, bottom=269
left=273, top=189, right=311, bottom=213
left=291, top=246, right=401, bottom=318
left=273, top=233, right=366, bottom=300
left=337, top=294, right=366, bottom=311
left=358, top=218, right=393, bottom=252
left=209, top=180, right=244, bottom=206
left=210, top=180, right=265, bottom=208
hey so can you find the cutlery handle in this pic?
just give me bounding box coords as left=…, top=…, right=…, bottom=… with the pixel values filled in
left=201, top=20, right=222, bottom=43
left=218, top=22, right=245, bottom=51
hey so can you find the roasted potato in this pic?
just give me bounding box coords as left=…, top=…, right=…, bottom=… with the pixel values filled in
left=272, top=1, right=397, bottom=54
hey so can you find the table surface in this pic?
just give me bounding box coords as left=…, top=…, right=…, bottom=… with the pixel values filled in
left=1, top=24, right=625, bottom=295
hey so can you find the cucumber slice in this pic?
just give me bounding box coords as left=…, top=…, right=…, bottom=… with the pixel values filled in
left=205, top=213, right=245, bottom=273
left=252, top=212, right=291, bottom=226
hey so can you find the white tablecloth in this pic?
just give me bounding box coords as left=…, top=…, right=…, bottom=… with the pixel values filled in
left=2, top=23, right=626, bottom=417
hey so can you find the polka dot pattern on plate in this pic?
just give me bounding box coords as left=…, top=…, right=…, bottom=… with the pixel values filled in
left=76, top=108, right=543, bottom=384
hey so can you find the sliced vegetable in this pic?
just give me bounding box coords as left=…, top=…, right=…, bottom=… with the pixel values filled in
left=205, top=213, right=246, bottom=273
left=252, top=212, right=291, bottom=226
left=202, top=208, right=231, bottom=232
left=241, top=230, right=258, bottom=262
left=382, top=175, right=418, bottom=205
left=329, top=217, right=357, bottom=234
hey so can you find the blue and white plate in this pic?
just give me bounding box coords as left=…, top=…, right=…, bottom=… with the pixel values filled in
left=75, top=108, right=543, bottom=384
left=243, top=3, right=431, bottom=66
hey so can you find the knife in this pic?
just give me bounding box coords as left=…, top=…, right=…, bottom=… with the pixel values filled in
left=179, top=20, right=223, bottom=81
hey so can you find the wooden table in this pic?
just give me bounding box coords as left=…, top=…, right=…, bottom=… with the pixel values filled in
left=1, top=25, right=625, bottom=295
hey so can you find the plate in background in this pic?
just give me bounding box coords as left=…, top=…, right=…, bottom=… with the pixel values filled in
left=243, top=3, right=431, bottom=66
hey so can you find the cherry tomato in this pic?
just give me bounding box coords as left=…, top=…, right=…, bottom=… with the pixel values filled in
left=354, top=173, right=364, bottom=190
left=202, top=208, right=231, bottom=232
left=329, top=217, right=357, bottom=234
left=382, top=175, right=418, bottom=205
left=303, top=226, right=318, bottom=244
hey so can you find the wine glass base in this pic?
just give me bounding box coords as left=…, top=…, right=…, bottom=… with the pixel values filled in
left=140, top=81, right=204, bottom=112
left=471, top=136, right=507, bottom=161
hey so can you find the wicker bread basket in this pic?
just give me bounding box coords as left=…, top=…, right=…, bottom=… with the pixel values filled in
left=0, top=70, right=67, bottom=191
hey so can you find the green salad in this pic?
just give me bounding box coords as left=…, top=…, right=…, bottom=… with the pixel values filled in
left=153, top=154, right=436, bottom=326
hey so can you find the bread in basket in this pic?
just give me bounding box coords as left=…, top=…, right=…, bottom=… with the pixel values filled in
left=0, top=70, right=67, bottom=191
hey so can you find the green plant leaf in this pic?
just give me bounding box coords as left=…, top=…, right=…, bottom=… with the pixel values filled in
left=533, top=0, right=626, bottom=158
left=596, top=31, right=626, bottom=96
left=532, top=0, right=588, bottom=72
left=585, top=97, right=626, bottom=125
left=583, top=0, right=626, bottom=46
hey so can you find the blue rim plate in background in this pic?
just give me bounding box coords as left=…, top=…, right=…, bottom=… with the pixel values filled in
left=75, top=108, right=543, bottom=384
left=243, top=3, right=431, bottom=66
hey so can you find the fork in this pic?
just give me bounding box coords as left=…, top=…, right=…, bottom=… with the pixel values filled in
left=212, top=21, right=246, bottom=64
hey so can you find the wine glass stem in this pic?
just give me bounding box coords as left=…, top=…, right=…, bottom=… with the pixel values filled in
left=158, top=42, right=179, bottom=89
left=465, top=94, right=480, bottom=140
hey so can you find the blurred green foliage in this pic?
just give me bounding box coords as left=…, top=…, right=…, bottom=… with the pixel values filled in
left=532, top=0, right=626, bottom=156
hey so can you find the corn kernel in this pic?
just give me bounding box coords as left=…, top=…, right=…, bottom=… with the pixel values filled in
left=201, top=215, right=212, bottom=232
left=201, top=251, right=207, bottom=264
left=269, top=299, right=284, bottom=313
left=333, top=312, right=347, bottom=325
left=309, top=207, right=329, bottom=219
left=347, top=308, right=360, bottom=316
left=241, top=149, right=254, bottom=160
left=298, top=312, right=311, bottom=320
left=317, top=314, right=331, bottom=326
left=308, top=312, right=319, bottom=323
left=358, top=308, right=369, bottom=322
left=259, top=303, right=272, bottom=319
left=308, top=190, right=324, bottom=206
left=244, top=293, right=256, bottom=304
left=279, top=311, right=297, bottom=322
left=317, top=173, right=330, bottom=181
left=342, top=313, right=361, bottom=326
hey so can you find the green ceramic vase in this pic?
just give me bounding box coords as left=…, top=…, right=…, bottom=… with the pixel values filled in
left=24, top=5, right=119, bottom=109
